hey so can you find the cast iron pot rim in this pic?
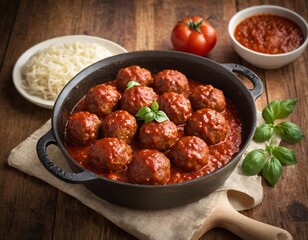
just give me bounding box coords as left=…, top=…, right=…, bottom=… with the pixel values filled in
left=52, top=50, right=257, bottom=189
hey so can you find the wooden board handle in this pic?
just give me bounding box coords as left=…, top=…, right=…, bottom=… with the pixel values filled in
left=214, top=196, right=293, bottom=240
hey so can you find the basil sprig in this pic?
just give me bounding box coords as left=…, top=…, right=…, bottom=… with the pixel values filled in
left=270, top=145, right=296, bottom=166
left=262, top=99, right=297, bottom=124
left=274, top=121, right=304, bottom=144
left=126, top=80, right=141, bottom=89
left=254, top=99, right=304, bottom=144
left=242, top=99, right=304, bottom=187
left=136, top=100, right=169, bottom=123
left=253, top=124, right=274, bottom=142
left=241, top=149, right=266, bottom=175
left=262, top=156, right=282, bottom=187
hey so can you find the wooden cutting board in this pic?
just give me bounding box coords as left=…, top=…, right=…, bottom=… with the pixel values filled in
left=192, top=191, right=293, bottom=240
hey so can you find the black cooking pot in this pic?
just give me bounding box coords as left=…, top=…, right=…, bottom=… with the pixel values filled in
left=37, top=50, right=262, bottom=210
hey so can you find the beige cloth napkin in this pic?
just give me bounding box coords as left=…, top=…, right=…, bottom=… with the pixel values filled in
left=8, top=112, right=271, bottom=240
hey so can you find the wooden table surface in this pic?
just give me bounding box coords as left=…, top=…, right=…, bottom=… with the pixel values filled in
left=1, top=0, right=307, bottom=239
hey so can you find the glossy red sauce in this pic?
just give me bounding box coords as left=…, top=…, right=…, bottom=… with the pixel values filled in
left=65, top=80, right=243, bottom=184
left=234, top=14, right=304, bottom=54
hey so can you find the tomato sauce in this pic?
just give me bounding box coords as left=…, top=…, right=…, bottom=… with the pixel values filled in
left=234, top=14, right=304, bottom=54
left=65, top=80, right=243, bottom=185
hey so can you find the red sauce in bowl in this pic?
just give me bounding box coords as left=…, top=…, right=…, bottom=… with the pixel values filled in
left=234, top=14, right=304, bottom=54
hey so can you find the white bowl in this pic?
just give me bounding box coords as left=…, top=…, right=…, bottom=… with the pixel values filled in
left=228, top=5, right=308, bottom=69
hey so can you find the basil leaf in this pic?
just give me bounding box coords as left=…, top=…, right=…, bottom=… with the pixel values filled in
left=136, top=102, right=169, bottom=123
left=262, top=99, right=298, bottom=124
left=144, top=112, right=155, bottom=123
left=275, top=99, right=297, bottom=119
left=126, top=81, right=141, bottom=90
left=241, top=149, right=266, bottom=175
left=274, top=121, right=304, bottom=144
left=154, top=110, right=169, bottom=123
left=253, top=124, right=274, bottom=142
left=262, top=101, right=279, bottom=124
left=262, top=156, right=282, bottom=187
left=135, top=107, right=151, bottom=119
left=271, top=146, right=296, bottom=165
left=151, top=100, right=159, bottom=112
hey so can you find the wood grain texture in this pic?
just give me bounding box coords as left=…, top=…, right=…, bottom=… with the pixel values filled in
left=0, top=0, right=307, bottom=239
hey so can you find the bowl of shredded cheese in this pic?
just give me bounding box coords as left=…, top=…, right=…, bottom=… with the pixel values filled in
left=13, top=35, right=127, bottom=109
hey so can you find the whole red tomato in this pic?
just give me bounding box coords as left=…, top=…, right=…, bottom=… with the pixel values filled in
left=171, top=16, right=217, bottom=56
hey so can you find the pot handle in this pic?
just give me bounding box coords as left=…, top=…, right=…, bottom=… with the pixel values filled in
left=36, top=129, right=98, bottom=183
left=222, top=63, right=263, bottom=100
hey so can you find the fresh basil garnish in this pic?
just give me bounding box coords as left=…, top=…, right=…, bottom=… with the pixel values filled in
left=274, top=121, right=304, bottom=144
left=270, top=145, right=296, bottom=166
left=241, top=98, right=303, bottom=187
left=144, top=111, right=155, bottom=123
left=262, top=157, right=282, bottom=187
left=241, top=149, right=266, bottom=175
left=126, top=81, right=141, bottom=90
left=136, top=100, right=169, bottom=123
left=151, top=99, right=159, bottom=112
left=262, top=99, right=297, bottom=124
left=253, top=124, right=274, bottom=142
left=154, top=110, right=169, bottom=123
left=135, top=106, right=151, bottom=117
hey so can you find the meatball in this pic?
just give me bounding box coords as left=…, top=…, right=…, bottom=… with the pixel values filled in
left=139, top=120, right=178, bottom=152
left=85, top=84, right=121, bottom=117
left=169, top=136, right=209, bottom=172
left=88, top=138, right=133, bottom=171
left=65, top=111, right=101, bottom=146
left=186, top=108, right=228, bottom=145
left=153, top=69, right=189, bottom=97
left=116, top=65, right=153, bottom=91
left=157, top=92, right=192, bottom=125
left=128, top=149, right=171, bottom=185
left=120, top=85, right=158, bottom=115
left=101, top=110, right=137, bottom=144
left=190, top=84, right=226, bottom=112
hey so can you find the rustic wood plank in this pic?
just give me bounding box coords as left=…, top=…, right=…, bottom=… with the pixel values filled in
left=0, top=1, right=54, bottom=240
left=0, top=0, right=19, bottom=70
left=0, top=0, right=307, bottom=239
left=53, top=191, right=137, bottom=239
left=78, top=0, right=135, bottom=51
left=0, top=0, right=82, bottom=239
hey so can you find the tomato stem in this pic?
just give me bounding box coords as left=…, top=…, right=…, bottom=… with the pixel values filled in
left=187, top=17, right=203, bottom=33
left=182, top=16, right=213, bottom=34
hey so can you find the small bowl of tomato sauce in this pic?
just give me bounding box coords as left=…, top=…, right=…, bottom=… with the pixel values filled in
left=228, top=5, right=308, bottom=69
